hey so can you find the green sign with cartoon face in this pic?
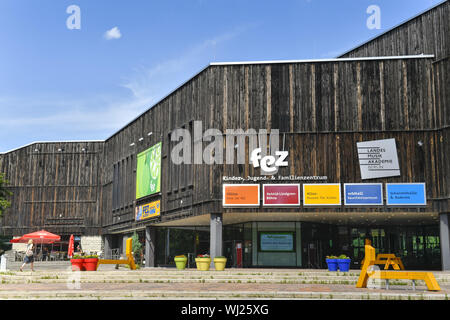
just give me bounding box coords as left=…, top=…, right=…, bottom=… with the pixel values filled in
left=136, top=142, right=161, bottom=199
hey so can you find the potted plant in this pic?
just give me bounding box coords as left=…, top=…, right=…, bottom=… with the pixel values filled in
left=195, top=254, right=211, bottom=271
left=83, top=254, right=99, bottom=271
left=337, top=254, right=351, bottom=272
left=70, top=254, right=85, bottom=271
left=213, top=256, right=227, bottom=271
left=325, top=255, right=338, bottom=271
left=174, top=255, right=188, bottom=270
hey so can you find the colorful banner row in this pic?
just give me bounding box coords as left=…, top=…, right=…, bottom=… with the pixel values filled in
left=222, top=183, right=427, bottom=207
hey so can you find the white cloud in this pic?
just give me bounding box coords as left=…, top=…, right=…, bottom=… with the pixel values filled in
left=104, top=27, right=122, bottom=40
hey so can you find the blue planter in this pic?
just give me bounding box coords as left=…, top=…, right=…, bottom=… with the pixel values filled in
left=337, top=259, right=351, bottom=272
left=326, top=259, right=338, bottom=271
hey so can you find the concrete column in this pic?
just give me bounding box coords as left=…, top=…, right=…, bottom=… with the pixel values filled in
left=103, top=235, right=112, bottom=259
left=440, top=213, right=450, bottom=271
left=145, top=226, right=157, bottom=268
left=210, top=213, right=223, bottom=264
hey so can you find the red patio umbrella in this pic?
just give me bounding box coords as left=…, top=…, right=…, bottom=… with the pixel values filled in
left=10, top=230, right=61, bottom=257
left=10, top=230, right=60, bottom=244
left=68, top=234, right=74, bottom=258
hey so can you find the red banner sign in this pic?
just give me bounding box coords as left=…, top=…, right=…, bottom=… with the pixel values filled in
left=263, top=184, right=300, bottom=206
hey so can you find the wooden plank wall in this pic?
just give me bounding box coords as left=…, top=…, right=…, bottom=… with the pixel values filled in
left=99, top=56, right=447, bottom=234
left=339, top=1, right=449, bottom=60
left=0, top=142, right=104, bottom=236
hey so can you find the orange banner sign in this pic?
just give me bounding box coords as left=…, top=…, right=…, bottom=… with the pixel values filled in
left=223, top=184, right=260, bottom=207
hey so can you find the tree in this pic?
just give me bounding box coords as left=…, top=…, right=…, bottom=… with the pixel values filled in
left=131, top=231, right=143, bottom=267
left=0, top=173, right=12, bottom=218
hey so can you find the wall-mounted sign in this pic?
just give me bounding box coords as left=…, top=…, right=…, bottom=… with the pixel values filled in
left=135, top=200, right=161, bottom=221
left=386, top=183, right=426, bottom=206
left=136, top=142, right=162, bottom=199
left=344, top=183, right=383, bottom=206
left=259, top=232, right=295, bottom=252
left=223, top=184, right=260, bottom=207
left=357, top=138, right=400, bottom=180
left=263, top=184, right=300, bottom=206
left=303, top=184, right=341, bottom=206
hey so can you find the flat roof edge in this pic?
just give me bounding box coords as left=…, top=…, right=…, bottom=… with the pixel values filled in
left=210, top=54, right=435, bottom=66
left=0, top=140, right=105, bottom=155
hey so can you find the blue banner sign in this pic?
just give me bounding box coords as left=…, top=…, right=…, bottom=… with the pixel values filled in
left=386, top=183, right=426, bottom=206
left=344, top=183, right=383, bottom=205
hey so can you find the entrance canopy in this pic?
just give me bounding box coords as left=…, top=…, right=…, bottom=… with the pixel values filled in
left=10, top=230, right=61, bottom=244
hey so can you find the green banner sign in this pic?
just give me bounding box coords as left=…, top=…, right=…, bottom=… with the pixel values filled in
left=136, top=142, right=161, bottom=199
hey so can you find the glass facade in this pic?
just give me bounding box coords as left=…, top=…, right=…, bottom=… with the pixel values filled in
left=133, top=221, right=441, bottom=270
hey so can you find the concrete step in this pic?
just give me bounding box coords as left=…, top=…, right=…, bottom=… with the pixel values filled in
left=0, top=289, right=447, bottom=300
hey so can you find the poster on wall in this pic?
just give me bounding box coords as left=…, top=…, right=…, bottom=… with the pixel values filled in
left=259, top=232, right=294, bottom=252
left=263, top=184, right=300, bottom=206
left=386, top=183, right=427, bottom=206
left=222, top=184, right=260, bottom=207
left=135, top=200, right=161, bottom=221
left=303, top=184, right=341, bottom=206
left=136, top=142, right=161, bottom=199
left=344, top=183, right=383, bottom=206
left=357, top=138, right=400, bottom=180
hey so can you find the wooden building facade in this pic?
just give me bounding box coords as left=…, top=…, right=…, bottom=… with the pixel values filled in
left=0, top=1, right=448, bottom=269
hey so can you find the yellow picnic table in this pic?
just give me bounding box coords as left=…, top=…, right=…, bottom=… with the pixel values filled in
left=356, top=244, right=440, bottom=291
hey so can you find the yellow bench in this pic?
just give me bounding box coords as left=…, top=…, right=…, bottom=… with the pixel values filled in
left=356, top=245, right=440, bottom=291
left=97, top=237, right=137, bottom=270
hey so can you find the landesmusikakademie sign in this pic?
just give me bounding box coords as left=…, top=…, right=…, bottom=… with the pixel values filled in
left=303, top=184, right=341, bottom=206
left=223, top=184, right=260, bottom=207
left=136, top=142, right=161, bottom=199
left=135, top=200, right=161, bottom=221
left=357, top=138, right=400, bottom=180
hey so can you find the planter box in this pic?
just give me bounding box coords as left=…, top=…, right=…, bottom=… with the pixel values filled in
left=337, top=258, right=351, bottom=272
left=70, top=259, right=85, bottom=271
left=83, top=258, right=99, bottom=271
left=213, top=257, right=227, bottom=271
left=326, top=259, right=338, bottom=272
left=174, top=256, right=187, bottom=270
left=195, top=258, right=211, bottom=271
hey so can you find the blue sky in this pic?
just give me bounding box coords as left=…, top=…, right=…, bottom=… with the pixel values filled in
left=0, top=0, right=443, bottom=152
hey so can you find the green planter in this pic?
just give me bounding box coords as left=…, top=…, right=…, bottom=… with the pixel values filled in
left=174, top=256, right=188, bottom=270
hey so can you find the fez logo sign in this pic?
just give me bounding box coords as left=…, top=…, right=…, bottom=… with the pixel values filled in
left=250, top=148, right=288, bottom=173
left=357, top=138, right=400, bottom=180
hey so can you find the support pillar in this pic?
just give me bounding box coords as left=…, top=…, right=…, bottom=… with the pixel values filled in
left=103, top=235, right=112, bottom=259
left=210, top=213, right=223, bottom=266
left=440, top=213, right=450, bottom=271
left=145, top=226, right=157, bottom=268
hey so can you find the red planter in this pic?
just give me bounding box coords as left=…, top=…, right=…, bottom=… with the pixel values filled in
left=71, top=259, right=85, bottom=271
left=83, top=258, right=99, bottom=271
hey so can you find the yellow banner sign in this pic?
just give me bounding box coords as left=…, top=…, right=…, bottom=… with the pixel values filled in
left=135, top=200, right=161, bottom=221
left=303, top=184, right=341, bottom=206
